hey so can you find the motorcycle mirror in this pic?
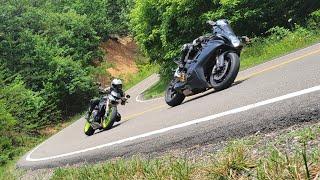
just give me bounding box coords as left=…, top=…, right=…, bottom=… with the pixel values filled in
left=241, top=36, right=250, bottom=44
left=126, top=95, right=131, bottom=99
left=207, top=20, right=216, bottom=26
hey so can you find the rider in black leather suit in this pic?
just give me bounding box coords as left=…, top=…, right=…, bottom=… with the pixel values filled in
left=178, top=36, right=208, bottom=72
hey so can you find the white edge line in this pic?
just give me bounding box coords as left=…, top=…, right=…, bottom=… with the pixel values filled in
left=26, top=85, right=320, bottom=162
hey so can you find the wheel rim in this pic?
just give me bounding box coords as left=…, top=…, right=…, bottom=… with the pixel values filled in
left=212, top=57, right=231, bottom=83
left=166, top=85, right=178, bottom=101
left=102, top=113, right=112, bottom=129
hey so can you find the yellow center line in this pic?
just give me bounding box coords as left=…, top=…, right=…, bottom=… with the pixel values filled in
left=122, top=49, right=320, bottom=121
left=122, top=104, right=166, bottom=121
left=236, top=49, right=320, bottom=82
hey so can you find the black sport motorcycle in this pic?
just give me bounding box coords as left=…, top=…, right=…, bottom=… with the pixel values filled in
left=165, top=19, right=249, bottom=107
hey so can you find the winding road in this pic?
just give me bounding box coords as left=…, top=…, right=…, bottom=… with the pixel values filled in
left=18, top=43, right=320, bottom=169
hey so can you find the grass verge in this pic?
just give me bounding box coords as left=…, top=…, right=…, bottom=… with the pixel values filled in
left=122, top=63, right=160, bottom=91
left=51, top=122, right=320, bottom=179
left=0, top=113, right=84, bottom=180
left=143, top=27, right=320, bottom=100
left=240, top=26, right=320, bottom=70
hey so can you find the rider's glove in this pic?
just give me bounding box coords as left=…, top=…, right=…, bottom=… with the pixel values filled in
left=121, top=98, right=126, bottom=105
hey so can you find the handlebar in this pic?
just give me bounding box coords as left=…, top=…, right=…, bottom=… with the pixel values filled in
left=240, top=36, right=250, bottom=44
left=121, top=95, right=130, bottom=105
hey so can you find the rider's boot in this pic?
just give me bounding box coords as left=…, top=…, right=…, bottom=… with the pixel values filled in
left=176, top=64, right=187, bottom=82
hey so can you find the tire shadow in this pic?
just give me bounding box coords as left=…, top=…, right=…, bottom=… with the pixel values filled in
left=94, top=123, right=122, bottom=135
left=180, top=79, right=246, bottom=106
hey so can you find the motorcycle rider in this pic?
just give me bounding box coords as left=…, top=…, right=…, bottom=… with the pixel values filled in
left=177, top=36, right=208, bottom=75
left=85, top=79, right=126, bottom=121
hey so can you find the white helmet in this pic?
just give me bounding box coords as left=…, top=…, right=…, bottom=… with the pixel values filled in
left=111, top=79, right=123, bottom=90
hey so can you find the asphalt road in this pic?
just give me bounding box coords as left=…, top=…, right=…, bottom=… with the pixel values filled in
left=18, top=43, right=320, bottom=169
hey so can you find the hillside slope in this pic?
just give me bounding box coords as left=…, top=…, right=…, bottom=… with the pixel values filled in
left=102, top=37, right=138, bottom=77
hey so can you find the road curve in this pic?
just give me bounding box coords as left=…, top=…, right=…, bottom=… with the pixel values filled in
left=18, top=43, right=320, bottom=169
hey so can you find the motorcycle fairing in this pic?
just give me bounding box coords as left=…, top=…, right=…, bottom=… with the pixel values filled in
left=184, top=39, right=225, bottom=90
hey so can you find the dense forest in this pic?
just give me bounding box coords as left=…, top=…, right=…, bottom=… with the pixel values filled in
left=0, top=0, right=319, bottom=165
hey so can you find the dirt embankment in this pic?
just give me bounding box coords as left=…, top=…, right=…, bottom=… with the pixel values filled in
left=101, top=36, right=139, bottom=78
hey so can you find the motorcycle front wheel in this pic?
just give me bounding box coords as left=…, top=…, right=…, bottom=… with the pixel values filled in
left=165, top=80, right=185, bottom=107
left=210, top=52, right=240, bottom=91
left=102, top=107, right=117, bottom=130
left=84, top=121, right=95, bottom=136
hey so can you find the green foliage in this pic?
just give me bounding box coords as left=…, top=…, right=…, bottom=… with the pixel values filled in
left=0, top=100, right=16, bottom=165
left=241, top=26, right=320, bottom=70
left=131, top=0, right=213, bottom=64
left=52, top=157, right=194, bottom=180
left=0, top=100, right=16, bottom=166
left=203, top=0, right=320, bottom=36
left=123, top=63, right=160, bottom=91
left=1, top=77, right=46, bottom=131
left=0, top=0, right=131, bottom=166
left=0, top=0, right=132, bottom=124
left=0, top=101, right=16, bottom=132
left=142, top=78, right=168, bottom=99
left=308, top=9, right=320, bottom=29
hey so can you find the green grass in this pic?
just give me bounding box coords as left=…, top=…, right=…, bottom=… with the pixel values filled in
left=51, top=123, right=320, bottom=179
left=0, top=112, right=84, bottom=180
left=0, top=134, right=47, bottom=180
left=240, top=27, right=320, bottom=70
left=52, top=157, right=194, bottom=180
left=143, top=78, right=169, bottom=99
left=122, top=63, right=160, bottom=91
left=143, top=27, right=320, bottom=100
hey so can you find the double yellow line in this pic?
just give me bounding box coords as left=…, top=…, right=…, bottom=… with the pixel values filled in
left=123, top=49, right=320, bottom=122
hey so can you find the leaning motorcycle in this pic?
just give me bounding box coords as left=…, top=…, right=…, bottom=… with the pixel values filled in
left=84, top=90, right=130, bottom=136
left=165, top=19, right=249, bottom=107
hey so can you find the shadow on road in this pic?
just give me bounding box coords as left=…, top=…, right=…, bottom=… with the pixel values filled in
left=180, top=79, right=245, bottom=106
left=94, top=123, right=121, bottom=135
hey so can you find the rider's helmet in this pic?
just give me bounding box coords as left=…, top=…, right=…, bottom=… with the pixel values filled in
left=111, top=79, right=123, bottom=91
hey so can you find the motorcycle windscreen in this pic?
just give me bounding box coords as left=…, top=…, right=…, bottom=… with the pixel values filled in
left=215, top=20, right=240, bottom=47
left=215, top=20, right=236, bottom=37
